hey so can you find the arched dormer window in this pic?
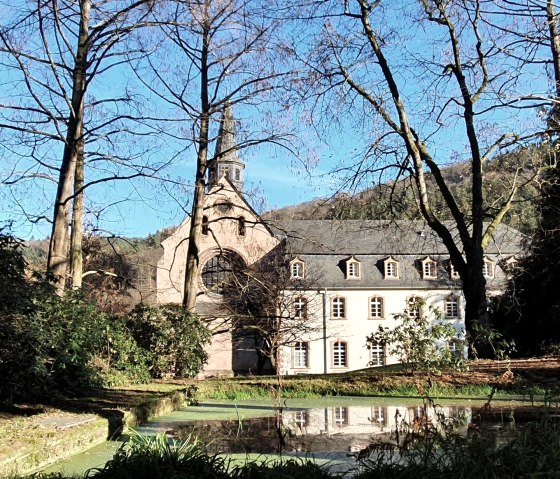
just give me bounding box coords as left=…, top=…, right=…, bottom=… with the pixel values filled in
left=421, top=256, right=438, bottom=280
left=383, top=256, right=399, bottom=279
left=290, top=258, right=305, bottom=280
left=202, top=215, right=209, bottom=235
left=346, top=256, right=361, bottom=279
left=238, top=216, right=246, bottom=236
left=483, top=256, right=495, bottom=278
left=503, top=256, right=518, bottom=277
left=449, top=260, right=460, bottom=279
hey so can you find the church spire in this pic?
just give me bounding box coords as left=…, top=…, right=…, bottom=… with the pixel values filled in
left=208, top=105, right=245, bottom=191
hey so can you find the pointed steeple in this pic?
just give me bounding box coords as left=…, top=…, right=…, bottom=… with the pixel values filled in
left=207, top=105, right=245, bottom=191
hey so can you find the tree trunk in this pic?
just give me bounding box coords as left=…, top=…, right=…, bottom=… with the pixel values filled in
left=70, top=137, right=85, bottom=290
left=47, top=0, right=90, bottom=295
left=182, top=0, right=210, bottom=311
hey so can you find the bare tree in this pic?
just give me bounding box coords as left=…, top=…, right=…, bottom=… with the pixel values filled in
left=221, top=247, right=324, bottom=373
left=289, top=0, right=553, bottom=346
left=136, top=0, right=294, bottom=311
left=0, top=0, right=165, bottom=293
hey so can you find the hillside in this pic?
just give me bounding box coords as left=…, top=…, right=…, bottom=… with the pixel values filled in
left=266, top=149, right=542, bottom=236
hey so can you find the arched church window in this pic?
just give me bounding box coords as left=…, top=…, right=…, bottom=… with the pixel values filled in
left=201, top=251, right=244, bottom=295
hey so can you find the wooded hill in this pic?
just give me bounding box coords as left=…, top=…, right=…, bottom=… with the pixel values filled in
left=266, top=146, right=544, bottom=237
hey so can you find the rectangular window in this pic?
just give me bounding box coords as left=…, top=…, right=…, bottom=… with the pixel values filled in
left=483, top=260, right=494, bottom=278
left=333, top=341, right=347, bottom=367
left=385, top=261, right=399, bottom=278
left=407, top=297, right=422, bottom=319
left=332, top=297, right=346, bottom=319
left=333, top=406, right=348, bottom=427
left=293, top=342, right=309, bottom=368
left=348, top=262, right=360, bottom=278
left=423, top=261, right=436, bottom=278
left=291, top=261, right=304, bottom=279
left=369, top=342, right=385, bottom=367
left=450, top=263, right=460, bottom=279
left=445, top=297, right=459, bottom=319
left=293, top=297, right=307, bottom=319
left=371, top=406, right=387, bottom=425
left=294, top=410, right=309, bottom=427
left=369, top=297, right=383, bottom=319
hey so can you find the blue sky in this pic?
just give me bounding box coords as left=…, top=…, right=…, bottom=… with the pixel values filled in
left=0, top=0, right=551, bottom=240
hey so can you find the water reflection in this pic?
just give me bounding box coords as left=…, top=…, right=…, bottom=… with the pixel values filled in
left=171, top=404, right=470, bottom=455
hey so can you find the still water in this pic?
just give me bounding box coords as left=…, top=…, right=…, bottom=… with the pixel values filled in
left=41, top=396, right=512, bottom=476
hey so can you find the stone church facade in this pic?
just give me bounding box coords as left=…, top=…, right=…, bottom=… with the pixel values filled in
left=157, top=109, right=523, bottom=377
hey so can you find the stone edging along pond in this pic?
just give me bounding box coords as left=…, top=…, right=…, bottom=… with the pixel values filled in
left=0, top=389, right=187, bottom=477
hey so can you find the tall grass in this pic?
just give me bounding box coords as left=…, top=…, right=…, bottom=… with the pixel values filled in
left=197, top=376, right=501, bottom=401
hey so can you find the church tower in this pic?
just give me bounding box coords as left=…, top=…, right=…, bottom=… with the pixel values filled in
left=207, top=105, right=245, bottom=191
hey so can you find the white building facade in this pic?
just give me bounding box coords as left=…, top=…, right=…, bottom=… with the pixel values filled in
left=156, top=109, right=523, bottom=377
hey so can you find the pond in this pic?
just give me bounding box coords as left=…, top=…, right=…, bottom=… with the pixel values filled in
left=41, top=397, right=519, bottom=476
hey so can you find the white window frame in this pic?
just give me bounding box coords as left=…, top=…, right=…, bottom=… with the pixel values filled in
left=346, top=257, right=361, bottom=279
left=384, top=257, right=399, bottom=279
left=483, top=257, right=495, bottom=278
left=449, top=262, right=460, bottom=279
left=369, top=296, right=384, bottom=319
left=331, top=297, right=346, bottom=319
left=333, top=406, right=348, bottom=427
left=293, top=296, right=307, bottom=319
left=332, top=341, right=348, bottom=367
left=445, top=295, right=460, bottom=319
left=369, top=341, right=385, bottom=367
left=407, top=296, right=423, bottom=319
left=422, top=257, right=437, bottom=279
left=290, top=258, right=305, bottom=280
left=293, top=342, right=309, bottom=368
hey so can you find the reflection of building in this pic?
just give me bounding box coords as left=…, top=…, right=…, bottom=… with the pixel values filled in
left=157, top=108, right=523, bottom=377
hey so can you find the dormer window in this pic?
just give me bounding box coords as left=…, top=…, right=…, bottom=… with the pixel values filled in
left=346, top=256, right=361, bottom=279
left=504, top=256, right=518, bottom=275
left=483, top=257, right=495, bottom=278
left=421, top=257, right=437, bottom=280
left=290, top=258, right=305, bottom=280
left=383, top=257, right=399, bottom=279
left=449, top=261, right=460, bottom=279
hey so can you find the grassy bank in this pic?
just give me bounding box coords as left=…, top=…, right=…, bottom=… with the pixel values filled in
left=0, top=384, right=188, bottom=477
left=194, top=360, right=560, bottom=402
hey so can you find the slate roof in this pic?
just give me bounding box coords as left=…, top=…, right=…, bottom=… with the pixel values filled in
left=268, top=220, right=523, bottom=290
left=270, top=220, right=523, bottom=256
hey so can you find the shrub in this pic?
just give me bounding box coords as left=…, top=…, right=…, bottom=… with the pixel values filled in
left=366, top=305, right=466, bottom=374
left=0, top=291, right=151, bottom=402
left=129, top=304, right=211, bottom=379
